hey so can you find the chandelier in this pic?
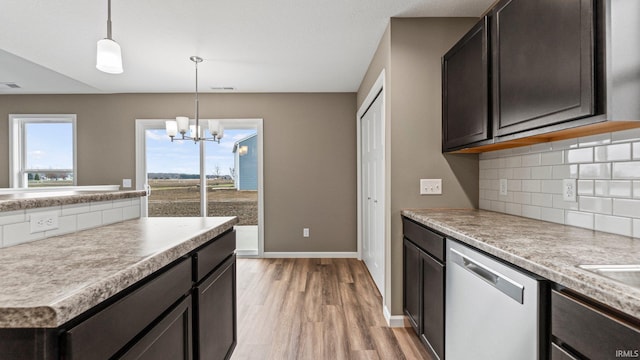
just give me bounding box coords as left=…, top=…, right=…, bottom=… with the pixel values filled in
left=165, top=56, right=224, bottom=143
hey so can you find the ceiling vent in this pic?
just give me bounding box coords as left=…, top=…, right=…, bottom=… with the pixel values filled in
left=1, top=82, right=21, bottom=89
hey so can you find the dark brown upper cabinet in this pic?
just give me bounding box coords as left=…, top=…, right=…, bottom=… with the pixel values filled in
left=492, top=0, right=595, bottom=137
left=442, top=17, right=490, bottom=152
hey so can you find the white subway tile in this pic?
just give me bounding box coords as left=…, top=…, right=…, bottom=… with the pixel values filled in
left=608, top=181, right=632, bottom=198
left=513, top=167, right=531, bottom=180
left=485, top=190, right=498, bottom=201
left=577, top=180, right=594, bottom=196
left=112, top=199, right=132, bottom=208
left=531, top=143, right=554, bottom=153
left=505, top=203, right=522, bottom=216
left=594, top=180, right=609, bottom=197
left=522, top=154, right=541, bottom=167
left=26, top=206, right=62, bottom=218
left=612, top=162, right=640, bottom=179
left=480, top=152, right=498, bottom=160
left=595, top=214, right=632, bottom=237
left=579, top=133, right=611, bottom=147
left=612, top=128, right=640, bottom=143
left=514, top=192, right=531, bottom=205
left=491, top=201, right=506, bottom=213
left=579, top=196, right=613, bottom=214
left=489, top=180, right=500, bottom=191
left=479, top=199, right=491, bottom=210
left=44, top=215, right=77, bottom=237
left=552, top=139, right=578, bottom=150
left=77, top=212, right=102, bottom=231
left=541, top=151, right=564, bottom=165
left=479, top=159, right=490, bottom=169
left=566, top=148, right=594, bottom=163
left=102, top=208, right=123, bottom=225
left=541, top=208, right=565, bottom=224
left=508, top=180, right=522, bottom=192
left=123, top=205, right=141, bottom=220
left=531, top=193, right=553, bottom=207
left=62, top=203, right=92, bottom=215
left=522, top=180, right=541, bottom=193
left=634, top=181, right=640, bottom=199
left=506, top=156, right=522, bottom=168
left=511, top=146, right=532, bottom=155
left=541, top=180, right=563, bottom=194
left=553, top=195, right=579, bottom=210
left=495, top=149, right=512, bottom=158
left=3, top=222, right=44, bottom=247
left=613, top=199, right=640, bottom=218
left=479, top=168, right=498, bottom=180
left=90, top=201, right=113, bottom=212
left=479, top=179, right=492, bottom=190
left=551, top=164, right=578, bottom=179
left=565, top=211, right=594, bottom=230
left=594, top=143, right=631, bottom=162
left=498, top=168, right=514, bottom=179
left=0, top=210, right=26, bottom=225
left=521, top=205, right=541, bottom=219
left=498, top=191, right=514, bottom=203
left=634, top=143, right=640, bottom=160
left=634, top=219, right=640, bottom=238
left=579, top=163, right=611, bottom=179
left=531, top=166, right=553, bottom=179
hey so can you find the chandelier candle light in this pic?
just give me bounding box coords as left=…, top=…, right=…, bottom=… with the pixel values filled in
left=166, top=56, right=224, bottom=143
left=96, top=0, right=123, bottom=74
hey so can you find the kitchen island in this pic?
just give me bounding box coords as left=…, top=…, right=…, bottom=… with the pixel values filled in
left=0, top=216, right=238, bottom=359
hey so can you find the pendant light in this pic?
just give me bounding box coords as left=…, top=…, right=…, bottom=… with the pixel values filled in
left=165, top=56, right=224, bottom=143
left=96, top=0, right=123, bottom=74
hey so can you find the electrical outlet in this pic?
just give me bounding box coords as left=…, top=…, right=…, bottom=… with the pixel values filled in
left=122, top=179, right=132, bottom=188
left=420, top=179, right=442, bottom=195
left=499, top=178, right=508, bottom=196
left=563, top=179, right=577, bottom=202
left=30, top=212, right=59, bottom=233
left=303, top=228, right=310, bottom=237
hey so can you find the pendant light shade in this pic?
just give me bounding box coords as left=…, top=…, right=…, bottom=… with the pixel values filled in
left=96, top=38, right=123, bottom=74
left=96, top=0, right=123, bottom=74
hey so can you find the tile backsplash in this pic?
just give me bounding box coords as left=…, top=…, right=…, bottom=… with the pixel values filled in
left=479, top=128, right=640, bottom=238
left=0, top=198, right=141, bottom=248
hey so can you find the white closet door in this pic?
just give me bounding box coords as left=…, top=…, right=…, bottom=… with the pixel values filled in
left=361, top=91, right=384, bottom=295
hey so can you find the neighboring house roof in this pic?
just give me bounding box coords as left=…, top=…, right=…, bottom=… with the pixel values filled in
left=232, top=133, right=258, bottom=153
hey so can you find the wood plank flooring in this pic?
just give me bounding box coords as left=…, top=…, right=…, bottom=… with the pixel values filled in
left=231, top=258, right=432, bottom=360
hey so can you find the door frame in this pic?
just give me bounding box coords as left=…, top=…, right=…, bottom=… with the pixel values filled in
left=356, top=70, right=388, bottom=308
left=135, top=118, right=265, bottom=257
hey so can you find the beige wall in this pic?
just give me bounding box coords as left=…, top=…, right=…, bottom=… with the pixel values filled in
left=0, top=93, right=357, bottom=252
left=357, top=17, right=479, bottom=316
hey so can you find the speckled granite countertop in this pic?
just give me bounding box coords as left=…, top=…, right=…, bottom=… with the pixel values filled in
left=0, top=216, right=237, bottom=328
left=402, top=208, right=640, bottom=319
left=0, top=190, right=147, bottom=212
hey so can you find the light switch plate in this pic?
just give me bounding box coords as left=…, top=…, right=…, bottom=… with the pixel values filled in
left=420, top=179, right=442, bottom=195
left=563, top=179, right=577, bottom=202
left=303, top=228, right=310, bottom=237
left=499, top=179, right=508, bottom=196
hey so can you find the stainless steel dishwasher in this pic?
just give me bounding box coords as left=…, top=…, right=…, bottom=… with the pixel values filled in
left=445, top=239, right=544, bottom=360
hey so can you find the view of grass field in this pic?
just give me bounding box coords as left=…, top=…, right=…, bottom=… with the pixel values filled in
left=147, top=179, right=258, bottom=224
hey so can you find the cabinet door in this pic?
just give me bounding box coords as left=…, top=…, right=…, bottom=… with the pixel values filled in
left=403, top=238, right=421, bottom=333
left=120, top=295, right=192, bottom=360
left=442, top=17, right=490, bottom=151
left=421, top=252, right=444, bottom=360
left=492, top=0, right=594, bottom=136
left=195, top=255, right=237, bottom=360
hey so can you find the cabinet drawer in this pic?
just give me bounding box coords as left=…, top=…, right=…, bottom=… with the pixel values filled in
left=402, top=217, right=445, bottom=262
left=65, top=258, right=192, bottom=360
left=195, top=230, right=236, bottom=282
left=551, top=290, right=640, bottom=360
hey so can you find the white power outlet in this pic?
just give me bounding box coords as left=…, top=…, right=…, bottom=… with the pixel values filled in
left=30, top=212, right=59, bottom=233
left=420, top=179, right=442, bottom=195
left=499, top=178, right=508, bottom=196
left=563, top=179, right=577, bottom=202
left=303, top=228, right=310, bottom=237
left=122, top=179, right=132, bottom=188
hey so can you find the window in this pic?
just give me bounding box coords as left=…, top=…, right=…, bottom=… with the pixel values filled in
left=9, top=114, right=77, bottom=188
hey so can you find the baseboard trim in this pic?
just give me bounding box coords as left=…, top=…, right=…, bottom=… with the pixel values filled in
left=384, top=305, right=409, bottom=328
left=236, top=249, right=259, bottom=257
left=262, top=252, right=358, bottom=258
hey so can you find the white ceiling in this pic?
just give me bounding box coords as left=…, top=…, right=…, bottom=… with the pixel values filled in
left=0, top=0, right=492, bottom=94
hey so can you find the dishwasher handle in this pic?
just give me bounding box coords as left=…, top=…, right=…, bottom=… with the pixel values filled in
left=450, top=248, right=524, bottom=304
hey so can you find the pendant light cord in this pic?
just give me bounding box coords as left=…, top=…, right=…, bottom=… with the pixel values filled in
left=195, top=58, right=200, bottom=139
left=107, top=0, right=113, bottom=40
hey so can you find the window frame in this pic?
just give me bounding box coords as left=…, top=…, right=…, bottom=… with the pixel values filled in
left=8, top=114, right=78, bottom=188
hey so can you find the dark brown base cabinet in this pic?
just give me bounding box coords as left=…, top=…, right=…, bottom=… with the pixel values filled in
left=0, top=229, right=237, bottom=360
left=403, top=217, right=445, bottom=360
left=551, top=289, right=640, bottom=359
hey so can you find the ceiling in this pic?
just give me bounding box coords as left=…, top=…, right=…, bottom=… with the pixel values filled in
left=0, top=0, right=492, bottom=94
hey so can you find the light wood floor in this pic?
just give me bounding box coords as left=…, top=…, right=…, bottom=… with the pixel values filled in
left=231, top=258, right=432, bottom=360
